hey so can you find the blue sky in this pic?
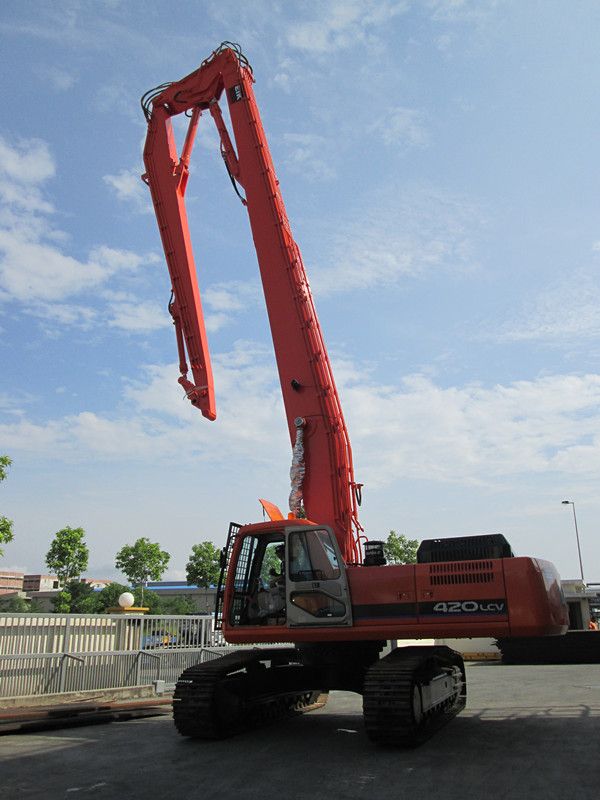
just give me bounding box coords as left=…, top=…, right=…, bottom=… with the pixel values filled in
left=1, top=0, right=600, bottom=583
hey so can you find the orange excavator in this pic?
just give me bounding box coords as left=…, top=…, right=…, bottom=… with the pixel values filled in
left=141, top=43, right=568, bottom=746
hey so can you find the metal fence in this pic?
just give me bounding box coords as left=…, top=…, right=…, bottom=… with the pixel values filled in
left=0, top=613, right=219, bottom=655
left=0, top=648, right=224, bottom=699
left=0, top=613, right=227, bottom=700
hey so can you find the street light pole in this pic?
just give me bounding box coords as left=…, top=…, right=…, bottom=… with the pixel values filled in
left=562, top=500, right=585, bottom=582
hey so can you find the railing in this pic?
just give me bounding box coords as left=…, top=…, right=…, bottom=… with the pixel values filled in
left=0, top=648, right=225, bottom=699
left=0, top=613, right=228, bottom=700
left=0, top=613, right=218, bottom=655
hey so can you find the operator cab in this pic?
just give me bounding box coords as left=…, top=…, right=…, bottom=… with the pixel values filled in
left=226, top=523, right=353, bottom=629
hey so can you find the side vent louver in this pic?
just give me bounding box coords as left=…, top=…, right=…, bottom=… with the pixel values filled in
left=428, top=561, right=495, bottom=586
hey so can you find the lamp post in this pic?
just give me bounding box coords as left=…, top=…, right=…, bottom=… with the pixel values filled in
left=141, top=573, right=149, bottom=606
left=561, top=500, right=585, bottom=582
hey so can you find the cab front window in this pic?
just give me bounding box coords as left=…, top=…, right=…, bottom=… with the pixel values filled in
left=230, top=535, right=286, bottom=626
left=289, top=529, right=340, bottom=582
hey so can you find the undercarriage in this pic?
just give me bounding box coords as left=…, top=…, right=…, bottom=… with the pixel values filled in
left=173, top=643, right=466, bottom=747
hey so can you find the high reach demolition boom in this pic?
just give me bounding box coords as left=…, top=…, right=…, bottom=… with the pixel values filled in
left=142, top=43, right=362, bottom=564
left=141, top=42, right=569, bottom=749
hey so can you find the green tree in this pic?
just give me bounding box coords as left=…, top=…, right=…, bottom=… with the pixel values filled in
left=65, top=580, right=102, bottom=614
left=0, top=456, right=11, bottom=482
left=0, top=455, right=14, bottom=558
left=161, top=595, right=197, bottom=615
left=45, top=526, right=89, bottom=588
left=0, top=596, right=43, bottom=612
left=95, top=582, right=131, bottom=612
left=52, top=590, right=72, bottom=613
left=185, top=542, right=220, bottom=588
left=383, top=530, right=419, bottom=565
left=260, top=543, right=284, bottom=585
left=131, top=587, right=163, bottom=614
left=115, top=537, right=170, bottom=600
left=0, top=595, right=30, bottom=612
left=96, top=582, right=164, bottom=614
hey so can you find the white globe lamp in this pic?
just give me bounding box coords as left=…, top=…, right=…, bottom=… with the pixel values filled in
left=118, top=591, right=135, bottom=609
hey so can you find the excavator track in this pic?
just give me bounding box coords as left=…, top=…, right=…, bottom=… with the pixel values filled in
left=173, top=648, right=327, bottom=739
left=362, top=646, right=466, bottom=747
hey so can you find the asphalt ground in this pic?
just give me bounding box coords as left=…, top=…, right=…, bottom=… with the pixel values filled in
left=1, top=662, right=599, bottom=800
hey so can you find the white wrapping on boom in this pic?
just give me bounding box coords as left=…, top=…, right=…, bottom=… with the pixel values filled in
left=289, top=417, right=305, bottom=516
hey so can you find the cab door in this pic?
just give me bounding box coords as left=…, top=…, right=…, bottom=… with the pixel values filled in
left=284, top=525, right=353, bottom=628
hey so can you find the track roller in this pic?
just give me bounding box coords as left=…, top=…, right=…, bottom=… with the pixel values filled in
left=173, top=648, right=327, bottom=739
left=362, top=645, right=466, bottom=747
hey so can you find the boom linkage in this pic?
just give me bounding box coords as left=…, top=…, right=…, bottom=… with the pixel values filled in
left=142, top=43, right=362, bottom=563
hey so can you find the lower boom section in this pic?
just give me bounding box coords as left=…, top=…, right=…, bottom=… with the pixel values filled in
left=173, top=643, right=465, bottom=747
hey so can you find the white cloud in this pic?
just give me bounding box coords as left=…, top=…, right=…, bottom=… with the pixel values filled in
left=0, top=5, right=154, bottom=51
left=3, top=342, right=600, bottom=495
left=70, top=411, right=176, bottom=458
left=0, top=133, right=251, bottom=337
left=312, top=186, right=481, bottom=293
left=0, top=342, right=284, bottom=468
left=107, top=300, right=170, bottom=332
left=426, top=0, right=500, bottom=24
left=34, top=66, right=77, bottom=91
left=342, top=371, right=600, bottom=487
left=435, top=32, right=454, bottom=52
left=371, top=106, right=429, bottom=149
left=26, top=301, right=98, bottom=327
left=185, top=112, right=221, bottom=155
left=0, top=393, right=29, bottom=416
left=282, top=133, right=336, bottom=181
left=89, top=246, right=147, bottom=274
left=0, top=235, right=148, bottom=304
left=0, top=136, right=55, bottom=217
left=271, top=58, right=298, bottom=93
left=0, top=231, right=107, bottom=302
left=103, top=169, right=151, bottom=213
left=204, top=312, right=229, bottom=333
left=94, top=81, right=141, bottom=124
left=286, top=0, right=409, bottom=53
left=0, top=134, right=162, bottom=331
left=123, top=342, right=281, bottom=439
left=205, top=280, right=260, bottom=313
left=202, top=280, right=261, bottom=332
left=499, top=270, right=600, bottom=343
left=0, top=417, right=65, bottom=453
left=0, top=185, right=53, bottom=219
left=0, top=136, right=55, bottom=185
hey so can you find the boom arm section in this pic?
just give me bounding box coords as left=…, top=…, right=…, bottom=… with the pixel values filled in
left=142, top=43, right=362, bottom=563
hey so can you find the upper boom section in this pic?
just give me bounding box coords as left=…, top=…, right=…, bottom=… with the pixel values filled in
left=142, top=43, right=362, bottom=563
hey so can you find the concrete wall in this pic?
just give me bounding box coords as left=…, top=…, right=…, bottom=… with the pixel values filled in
left=435, top=637, right=500, bottom=659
